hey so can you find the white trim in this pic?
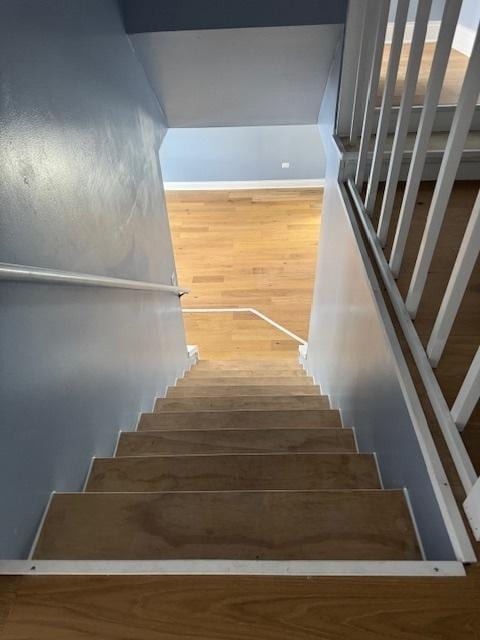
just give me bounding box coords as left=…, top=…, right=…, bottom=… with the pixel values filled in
left=453, top=23, right=476, bottom=57
left=0, top=559, right=465, bottom=577
left=464, top=476, right=480, bottom=541
left=183, top=307, right=307, bottom=345
left=164, top=179, right=325, bottom=191
left=385, top=19, right=440, bottom=44
left=346, top=180, right=476, bottom=563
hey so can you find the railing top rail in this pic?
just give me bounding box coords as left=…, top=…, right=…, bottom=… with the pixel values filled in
left=0, top=262, right=189, bottom=296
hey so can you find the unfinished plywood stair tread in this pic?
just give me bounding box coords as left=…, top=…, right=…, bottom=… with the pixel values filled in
left=166, top=385, right=321, bottom=397
left=86, top=453, right=380, bottom=492
left=116, top=427, right=357, bottom=456
left=32, top=490, right=421, bottom=561
left=154, top=395, right=330, bottom=412
left=138, top=409, right=342, bottom=430
left=178, top=376, right=314, bottom=386
left=33, top=358, right=423, bottom=566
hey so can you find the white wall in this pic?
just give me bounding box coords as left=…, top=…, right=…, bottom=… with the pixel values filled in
left=160, top=125, right=325, bottom=183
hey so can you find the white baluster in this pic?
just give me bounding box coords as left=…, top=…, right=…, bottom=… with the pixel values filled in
left=452, top=348, right=480, bottom=431
left=364, top=0, right=409, bottom=215
left=389, top=0, right=463, bottom=277
left=427, top=191, right=480, bottom=366
left=377, top=0, right=432, bottom=245
left=406, top=29, right=480, bottom=317
left=355, top=0, right=390, bottom=190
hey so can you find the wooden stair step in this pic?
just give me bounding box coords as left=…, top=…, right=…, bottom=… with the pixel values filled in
left=117, top=427, right=356, bottom=455
left=166, top=385, right=320, bottom=398
left=186, top=370, right=308, bottom=378
left=179, top=376, right=313, bottom=386
left=138, top=409, right=342, bottom=430
left=154, top=396, right=330, bottom=412
left=194, top=360, right=303, bottom=371
left=33, top=490, right=421, bottom=561
left=86, top=453, right=379, bottom=492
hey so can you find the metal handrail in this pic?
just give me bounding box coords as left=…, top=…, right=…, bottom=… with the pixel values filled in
left=0, top=262, right=189, bottom=296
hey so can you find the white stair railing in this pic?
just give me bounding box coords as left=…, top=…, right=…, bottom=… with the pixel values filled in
left=337, top=0, right=480, bottom=539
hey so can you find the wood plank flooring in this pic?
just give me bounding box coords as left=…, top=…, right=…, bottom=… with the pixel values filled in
left=167, top=188, right=322, bottom=358
left=380, top=43, right=471, bottom=107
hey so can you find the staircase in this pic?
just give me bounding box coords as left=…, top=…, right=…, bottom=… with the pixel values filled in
left=32, top=359, right=422, bottom=562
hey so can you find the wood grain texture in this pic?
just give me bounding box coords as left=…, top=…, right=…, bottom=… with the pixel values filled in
left=138, top=409, right=343, bottom=430
left=86, top=453, right=380, bottom=492
left=380, top=42, right=471, bottom=107
left=154, top=396, right=330, bottom=412
left=116, top=427, right=356, bottom=456
left=166, top=188, right=322, bottom=358
left=2, top=570, right=480, bottom=640
left=32, top=490, right=421, bottom=561
left=178, top=376, right=314, bottom=385
left=166, top=384, right=321, bottom=397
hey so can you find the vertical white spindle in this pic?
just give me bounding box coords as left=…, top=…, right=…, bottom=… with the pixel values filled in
left=451, top=348, right=480, bottom=431
left=377, top=0, right=432, bottom=245
left=355, top=0, right=390, bottom=190
left=350, top=0, right=377, bottom=144
left=364, top=0, right=409, bottom=215
left=389, top=0, right=463, bottom=277
left=406, top=29, right=480, bottom=317
left=427, top=191, right=480, bottom=366
left=337, top=2, right=368, bottom=137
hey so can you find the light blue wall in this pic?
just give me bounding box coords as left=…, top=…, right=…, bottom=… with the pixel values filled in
left=459, top=0, right=480, bottom=29
left=0, top=0, right=187, bottom=558
left=388, top=0, right=445, bottom=22
left=131, top=25, right=343, bottom=127
left=160, top=125, right=325, bottom=182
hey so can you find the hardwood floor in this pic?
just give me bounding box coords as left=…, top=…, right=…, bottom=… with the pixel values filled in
left=380, top=42, right=471, bottom=107
left=167, top=188, right=322, bottom=359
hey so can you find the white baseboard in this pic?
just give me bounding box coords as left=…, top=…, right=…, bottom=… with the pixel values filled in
left=164, top=179, right=325, bottom=191
left=386, top=19, right=473, bottom=58
left=385, top=20, right=440, bottom=45
left=453, top=23, right=476, bottom=57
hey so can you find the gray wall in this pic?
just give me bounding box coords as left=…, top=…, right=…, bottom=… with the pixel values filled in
left=131, top=25, right=343, bottom=127
left=388, top=0, right=445, bottom=22
left=0, top=0, right=187, bottom=558
left=160, top=125, right=325, bottom=182
left=459, top=0, right=480, bottom=29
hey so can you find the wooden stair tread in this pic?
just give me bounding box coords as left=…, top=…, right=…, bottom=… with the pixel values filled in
left=194, top=360, right=303, bottom=370
left=154, top=396, right=330, bottom=412
left=178, top=376, right=313, bottom=385
left=138, top=409, right=342, bottom=430
left=116, top=427, right=356, bottom=455
left=186, top=370, right=308, bottom=378
left=166, top=385, right=320, bottom=397
left=32, top=490, right=421, bottom=561
left=86, top=453, right=379, bottom=492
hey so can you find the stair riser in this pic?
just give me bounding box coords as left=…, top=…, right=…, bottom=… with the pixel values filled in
left=186, top=370, right=308, bottom=378
left=86, top=454, right=380, bottom=492
left=116, top=428, right=356, bottom=456
left=138, top=410, right=342, bottom=430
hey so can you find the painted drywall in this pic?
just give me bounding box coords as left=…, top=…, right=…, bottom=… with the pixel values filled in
left=0, top=0, right=188, bottom=558
left=130, top=24, right=344, bottom=127
left=459, top=0, right=480, bottom=29
left=121, top=0, right=348, bottom=32
left=388, top=0, right=445, bottom=22
left=160, top=125, right=325, bottom=182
